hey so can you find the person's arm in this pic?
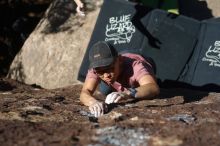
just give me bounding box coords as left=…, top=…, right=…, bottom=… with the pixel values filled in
left=118, top=74, right=159, bottom=101
left=80, top=77, right=107, bottom=117
left=104, top=59, right=159, bottom=104
left=80, top=77, right=99, bottom=106
left=133, top=74, right=160, bottom=99
left=105, top=74, right=159, bottom=104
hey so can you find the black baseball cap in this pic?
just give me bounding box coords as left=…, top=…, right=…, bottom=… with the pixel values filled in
left=89, top=41, right=118, bottom=69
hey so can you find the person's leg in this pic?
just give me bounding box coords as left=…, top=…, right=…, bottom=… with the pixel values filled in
left=99, top=81, right=113, bottom=95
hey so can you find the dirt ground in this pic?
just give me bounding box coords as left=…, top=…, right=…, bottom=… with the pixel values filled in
left=0, top=78, right=220, bottom=146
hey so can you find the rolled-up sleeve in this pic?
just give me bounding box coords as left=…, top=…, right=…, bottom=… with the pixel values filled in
left=133, top=61, right=154, bottom=81
left=85, top=69, right=100, bottom=81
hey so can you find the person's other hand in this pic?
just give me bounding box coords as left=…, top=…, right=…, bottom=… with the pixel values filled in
left=89, top=101, right=107, bottom=117
left=75, top=1, right=85, bottom=16
left=105, top=92, right=125, bottom=104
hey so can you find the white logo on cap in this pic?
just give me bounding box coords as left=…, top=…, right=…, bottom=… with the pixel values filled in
left=94, top=54, right=101, bottom=58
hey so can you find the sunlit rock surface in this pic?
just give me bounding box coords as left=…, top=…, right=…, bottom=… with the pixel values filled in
left=0, top=78, right=220, bottom=146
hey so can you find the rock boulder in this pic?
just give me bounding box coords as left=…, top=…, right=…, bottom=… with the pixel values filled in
left=8, top=0, right=102, bottom=89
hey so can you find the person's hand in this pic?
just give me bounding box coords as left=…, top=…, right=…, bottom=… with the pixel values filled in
left=105, top=92, right=131, bottom=104
left=105, top=91, right=134, bottom=104
left=75, top=0, right=85, bottom=16
left=89, top=101, right=107, bottom=117
left=105, top=92, right=121, bottom=104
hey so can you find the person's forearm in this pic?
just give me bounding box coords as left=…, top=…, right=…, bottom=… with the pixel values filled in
left=135, top=83, right=160, bottom=99
left=80, top=90, right=98, bottom=106
left=74, top=0, right=82, bottom=6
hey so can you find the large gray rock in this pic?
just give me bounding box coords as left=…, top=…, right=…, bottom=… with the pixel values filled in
left=206, top=0, right=220, bottom=16
left=8, top=0, right=102, bottom=89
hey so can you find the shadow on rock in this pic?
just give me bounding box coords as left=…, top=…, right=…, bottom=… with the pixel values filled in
left=0, top=78, right=15, bottom=91
left=42, top=0, right=76, bottom=33
left=159, top=88, right=208, bottom=104
left=179, top=0, right=213, bottom=20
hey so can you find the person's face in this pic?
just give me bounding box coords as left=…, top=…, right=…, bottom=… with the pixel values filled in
left=94, top=57, right=121, bottom=84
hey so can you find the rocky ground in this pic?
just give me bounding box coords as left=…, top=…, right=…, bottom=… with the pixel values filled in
left=0, top=78, right=220, bottom=146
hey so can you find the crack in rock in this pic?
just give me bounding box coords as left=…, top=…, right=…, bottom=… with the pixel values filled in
left=166, top=114, right=196, bottom=124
